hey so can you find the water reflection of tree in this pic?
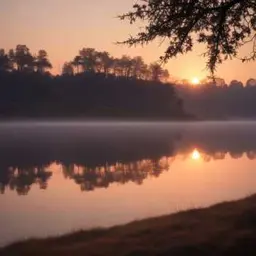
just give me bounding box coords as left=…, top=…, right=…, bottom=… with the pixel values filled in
left=0, top=157, right=173, bottom=195
left=0, top=166, right=52, bottom=195
left=186, top=149, right=256, bottom=162
left=247, top=151, right=256, bottom=160
left=1, top=149, right=256, bottom=195
left=62, top=157, right=172, bottom=192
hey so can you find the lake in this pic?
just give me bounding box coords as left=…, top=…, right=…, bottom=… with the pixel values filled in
left=1, top=121, right=256, bottom=247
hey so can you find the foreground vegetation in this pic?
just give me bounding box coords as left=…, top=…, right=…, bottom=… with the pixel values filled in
left=2, top=194, right=256, bottom=255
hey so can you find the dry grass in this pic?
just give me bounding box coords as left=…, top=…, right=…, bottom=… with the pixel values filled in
left=2, top=194, right=256, bottom=255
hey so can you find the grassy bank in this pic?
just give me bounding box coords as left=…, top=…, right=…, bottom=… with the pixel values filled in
left=2, top=195, right=256, bottom=255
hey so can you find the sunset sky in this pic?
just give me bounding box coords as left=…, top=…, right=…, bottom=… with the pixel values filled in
left=1, top=0, right=255, bottom=84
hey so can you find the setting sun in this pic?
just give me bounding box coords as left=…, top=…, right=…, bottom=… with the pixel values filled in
left=191, top=149, right=201, bottom=160
left=191, top=77, right=200, bottom=85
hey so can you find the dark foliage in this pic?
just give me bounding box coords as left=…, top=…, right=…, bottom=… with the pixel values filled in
left=0, top=44, right=185, bottom=119
left=119, top=0, right=256, bottom=73
left=175, top=81, right=256, bottom=119
left=0, top=44, right=255, bottom=120
left=1, top=122, right=256, bottom=195
left=0, top=70, right=186, bottom=119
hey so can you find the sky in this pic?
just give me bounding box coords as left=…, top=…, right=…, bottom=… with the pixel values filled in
left=0, top=0, right=255, bottom=84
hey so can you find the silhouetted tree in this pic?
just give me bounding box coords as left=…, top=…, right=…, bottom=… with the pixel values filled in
left=149, top=62, right=164, bottom=81
left=230, top=80, right=243, bottom=89
left=72, top=55, right=82, bottom=74
left=35, top=50, right=52, bottom=73
left=140, top=64, right=151, bottom=80
left=79, top=48, right=97, bottom=72
left=119, top=55, right=133, bottom=77
left=119, top=0, right=256, bottom=73
left=131, top=56, right=146, bottom=79
left=0, top=49, right=10, bottom=72
left=68, top=48, right=172, bottom=81
left=8, top=49, right=15, bottom=70
left=62, top=62, right=74, bottom=75
left=111, top=58, right=122, bottom=76
left=246, top=78, right=256, bottom=87
left=162, top=69, right=170, bottom=82
left=200, top=77, right=227, bottom=87
left=96, top=51, right=113, bottom=75
left=214, top=77, right=227, bottom=87
left=14, top=45, right=34, bottom=72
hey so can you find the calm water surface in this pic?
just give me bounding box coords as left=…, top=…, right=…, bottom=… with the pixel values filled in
left=1, top=121, right=256, bottom=246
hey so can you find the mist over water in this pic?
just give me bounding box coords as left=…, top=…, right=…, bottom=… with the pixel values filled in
left=1, top=121, right=256, bottom=246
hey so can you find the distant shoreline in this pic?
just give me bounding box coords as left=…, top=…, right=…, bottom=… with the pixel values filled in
left=0, top=115, right=196, bottom=122
left=2, top=194, right=256, bottom=255
left=1, top=116, right=256, bottom=122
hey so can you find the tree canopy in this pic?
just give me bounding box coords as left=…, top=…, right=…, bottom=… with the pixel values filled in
left=0, top=45, right=186, bottom=120
left=0, top=45, right=170, bottom=82
left=119, top=0, right=256, bottom=73
left=68, top=47, right=170, bottom=81
left=0, top=45, right=52, bottom=73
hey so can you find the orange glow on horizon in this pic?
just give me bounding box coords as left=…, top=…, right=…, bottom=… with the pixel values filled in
left=0, top=1, right=255, bottom=83
left=191, top=77, right=200, bottom=85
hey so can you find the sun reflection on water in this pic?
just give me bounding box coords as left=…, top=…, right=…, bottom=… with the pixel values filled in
left=191, top=148, right=201, bottom=160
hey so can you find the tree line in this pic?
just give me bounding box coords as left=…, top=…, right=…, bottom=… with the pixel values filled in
left=0, top=45, right=186, bottom=119
left=176, top=77, right=256, bottom=89
left=175, top=80, right=256, bottom=119
left=65, top=48, right=170, bottom=82
left=0, top=45, right=170, bottom=82
left=2, top=44, right=256, bottom=119
left=0, top=45, right=52, bottom=73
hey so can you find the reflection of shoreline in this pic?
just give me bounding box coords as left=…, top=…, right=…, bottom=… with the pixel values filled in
left=1, top=122, right=256, bottom=195
left=62, top=157, right=172, bottom=191
left=1, top=148, right=256, bottom=195
left=181, top=148, right=256, bottom=162
left=0, top=157, right=173, bottom=195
